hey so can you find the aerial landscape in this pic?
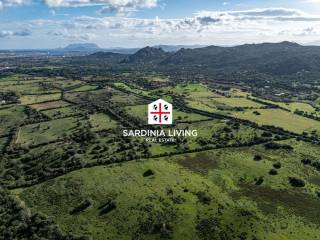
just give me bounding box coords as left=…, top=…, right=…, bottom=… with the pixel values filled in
left=2, top=0, right=320, bottom=240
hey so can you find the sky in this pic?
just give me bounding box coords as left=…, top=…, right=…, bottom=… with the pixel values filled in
left=1, top=0, right=320, bottom=49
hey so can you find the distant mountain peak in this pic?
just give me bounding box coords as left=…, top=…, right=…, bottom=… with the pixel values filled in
left=137, top=46, right=166, bottom=54
left=124, top=46, right=169, bottom=64
left=63, top=43, right=101, bottom=51
left=153, top=44, right=207, bottom=52
left=279, top=41, right=300, bottom=46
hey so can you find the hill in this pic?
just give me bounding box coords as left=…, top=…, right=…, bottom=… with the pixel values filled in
left=162, top=42, right=320, bottom=75
left=85, top=42, right=320, bottom=76
left=86, top=52, right=128, bottom=63
left=153, top=44, right=207, bottom=52
left=63, top=43, right=101, bottom=52
left=123, top=46, right=171, bottom=64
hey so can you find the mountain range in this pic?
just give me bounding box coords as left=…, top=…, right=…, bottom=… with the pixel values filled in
left=85, top=41, right=320, bottom=76
left=54, top=43, right=207, bottom=55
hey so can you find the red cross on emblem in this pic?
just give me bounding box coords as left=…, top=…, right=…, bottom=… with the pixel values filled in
left=150, top=102, right=170, bottom=123
left=148, top=99, right=173, bottom=125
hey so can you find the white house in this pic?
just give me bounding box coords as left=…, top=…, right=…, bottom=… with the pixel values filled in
left=148, top=99, right=173, bottom=125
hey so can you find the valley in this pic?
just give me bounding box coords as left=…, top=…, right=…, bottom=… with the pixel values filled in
left=1, top=43, right=320, bottom=240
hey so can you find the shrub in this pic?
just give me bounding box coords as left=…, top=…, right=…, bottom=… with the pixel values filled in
left=273, top=162, right=282, bottom=169
left=253, top=111, right=261, bottom=115
left=289, top=177, right=305, bottom=187
left=99, top=200, right=116, bottom=215
left=143, top=169, right=155, bottom=177
left=269, top=169, right=278, bottom=175
left=264, top=142, right=293, bottom=150
left=301, top=158, right=312, bottom=165
left=253, top=154, right=262, bottom=161
left=261, top=131, right=272, bottom=138
left=196, top=191, right=212, bottom=205
left=70, top=199, right=92, bottom=215
left=255, top=177, right=264, bottom=185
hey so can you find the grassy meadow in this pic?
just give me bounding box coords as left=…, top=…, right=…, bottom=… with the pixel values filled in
left=1, top=75, right=320, bottom=240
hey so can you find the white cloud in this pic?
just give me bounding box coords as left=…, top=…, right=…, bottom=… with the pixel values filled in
left=47, top=28, right=96, bottom=41
left=0, top=0, right=157, bottom=13
left=44, top=0, right=157, bottom=13
left=0, top=29, right=31, bottom=38
left=304, top=0, right=320, bottom=3
left=2, top=8, right=320, bottom=48
left=0, top=0, right=30, bottom=8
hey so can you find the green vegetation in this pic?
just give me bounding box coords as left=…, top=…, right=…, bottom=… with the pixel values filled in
left=89, top=113, right=118, bottom=131
left=212, top=97, right=263, bottom=108
left=31, top=100, right=70, bottom=111
left=2, top=45, right=320, bottom=239
left=15, top=141, right=320, bottom=240
left=20, top=93, right=61, bottom=105
left=17, top=117, right=80, bottom=146
left=42, top=106, right=82, bottom=119
left=232, top=108, right=320, bottom=134
left=0, top=106, right=28, bottom=136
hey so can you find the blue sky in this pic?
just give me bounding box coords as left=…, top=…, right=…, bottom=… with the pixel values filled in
left=1, top=0, right=320, bottom=49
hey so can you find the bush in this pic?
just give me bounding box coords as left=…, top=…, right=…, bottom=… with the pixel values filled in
left=269, top=169, right=278, bottom=175
left=301, top=158, right=312, bottom=165
left=255, top=177, right=264, bottom=185
left=196, top=191, right=212, bottom=205
left=253, top=154, right=262, bottom=161
left=264, top=142, right=293, bottom=150
left=143, top=169, right=155, bottom=177
left=289, top=177, right=305, bottom=187
left=261, top=131, right=272, bottom=138
left=99, top=200, right=116, bottom=215
left=273, top=162, right=282, bottom=169
left=70, top=199, right=92, bottom=215
left=253, top=111, right=261, bottom=115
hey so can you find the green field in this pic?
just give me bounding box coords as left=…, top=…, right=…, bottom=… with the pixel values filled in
left=232, top=108, right=320, bottom=134
left=68, top=84, right=99, bottom=92
left=0, top=105, right=28, bottom=136
left=212, top=97, right=263, bottom=108
left=158, top=83, right=219, bottom=99
left=2, top=73, right=320, bottom=240
left=89, top=113, right=118, bottom=131
left=15, top=140, right=320, bottom=240
left=20, top=93, right=62, bottom=105
left=31, top=100, right=71, bottom=111
left=111, top=94, right=146, bottom=106
left=42, top=106, right=82, bottom=119
left=114, top=82, right=152, bottom=97
left=16, top=117, right=80, bottom=146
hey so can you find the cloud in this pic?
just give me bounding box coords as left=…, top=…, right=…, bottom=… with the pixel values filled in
left=14, top=29, right=31, bottom=36
left=0, top=30, right=11, bottom=38
left=44, top=0, right=157, bottom=13
left=2, top=8, right=320, bottom=48
left=47, top=28, right=96, bottom=41
left=0, top=0, right=157, bottom=13
left=229, top=8, right=302, bottom=17
left=0, top=0, right=30, bottom=8
left=51, top=8, right=320, bottom=38
left=0, top=29, right=31, bottom=38
left=304, top=0, right=320, bottom=3
left=195, top=8, right=318, bottom=22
